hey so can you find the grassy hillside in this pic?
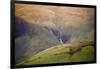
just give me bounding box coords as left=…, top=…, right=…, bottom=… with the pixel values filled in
left=15, top=4, right=95, bottom=66
left=15, top=16, right=60, bottom=64
left=17, top=41, right=95, bottom=66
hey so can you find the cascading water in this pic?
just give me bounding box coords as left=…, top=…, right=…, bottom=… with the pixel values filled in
left=47, top=28, right=70, bottom=44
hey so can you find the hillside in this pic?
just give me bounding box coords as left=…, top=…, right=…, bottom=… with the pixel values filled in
left=17, top=41, right=95, bottom=66
left=15, top=16, right=60, bottom=64
left=15, top=4, right=95, bottom=42
left=15, top=4, right=95, bottom=66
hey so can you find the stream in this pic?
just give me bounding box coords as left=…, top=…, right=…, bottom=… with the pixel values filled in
left=47, top=28, right=70, bottom=44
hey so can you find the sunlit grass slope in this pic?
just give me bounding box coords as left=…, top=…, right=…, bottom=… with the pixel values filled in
left=17, top=41, right=95, bottom=66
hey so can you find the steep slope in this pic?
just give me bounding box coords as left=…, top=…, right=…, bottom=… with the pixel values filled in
left=15, top=4, right=95, bottom=66
left=15, top=16, right=60, bottom=64
left=17, top=41, right=95, bottom=66
left=15, top=4, right=95, bottom=43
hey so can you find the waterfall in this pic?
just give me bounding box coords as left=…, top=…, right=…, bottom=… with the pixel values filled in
left=59, top=31, right=64, bottom=44
left=47, top=28, right=69, bottom=44
left=59, top=38, right=63, bottom=44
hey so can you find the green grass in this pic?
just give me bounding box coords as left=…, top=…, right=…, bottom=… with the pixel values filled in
left=17, top=41, right=95, bottom=66
left=70, top=45, right=95, bottom=62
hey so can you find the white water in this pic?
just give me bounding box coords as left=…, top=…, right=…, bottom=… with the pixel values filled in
left=59, top=38, right=64, bottom=44
left=48, top=29, right=64, bottom=44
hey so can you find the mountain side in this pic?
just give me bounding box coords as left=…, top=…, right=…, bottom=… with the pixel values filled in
left=17, top=40, right=95, bottom=66
left=15, top=16, right=60, bottom=64
left=15, top=4, right=95, bottom=43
